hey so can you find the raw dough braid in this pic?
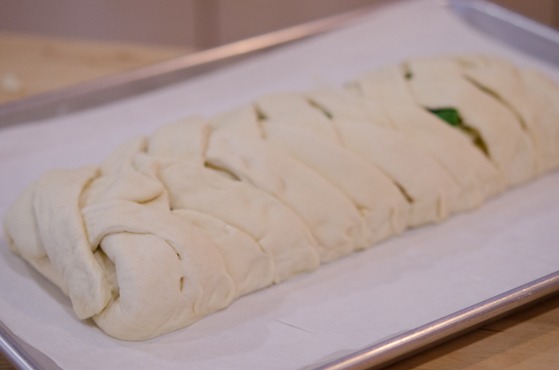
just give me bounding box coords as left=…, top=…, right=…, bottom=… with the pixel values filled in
left=4, top=54, right=559, bottom=340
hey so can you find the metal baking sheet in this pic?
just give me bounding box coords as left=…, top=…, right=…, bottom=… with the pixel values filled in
left=317, top=271, right=559, bottom=369
left=0, top=321, right=61, bottom=370
left=1, top=0, right=559, bottom=369
left=450, top=0, right=559, bottom=65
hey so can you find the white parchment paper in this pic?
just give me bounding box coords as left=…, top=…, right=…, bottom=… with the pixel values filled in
left=1, top=1, right=559, bottom=369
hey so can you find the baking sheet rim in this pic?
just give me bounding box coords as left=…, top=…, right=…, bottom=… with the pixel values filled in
left=315, top=270, right=559, bottom=369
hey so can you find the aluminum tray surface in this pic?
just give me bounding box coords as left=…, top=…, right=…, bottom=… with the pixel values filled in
left=1, top=0, right=559, bottom=369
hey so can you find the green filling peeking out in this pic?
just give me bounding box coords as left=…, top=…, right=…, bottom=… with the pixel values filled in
left=430, top=108, right=461, bottom=127
left=429, top=108, right=489, bottom=157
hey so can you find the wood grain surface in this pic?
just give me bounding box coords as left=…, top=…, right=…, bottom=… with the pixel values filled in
left=0, top=354, right=13, bottom=370
left=386, top=294, right=559, bottom=370
left=0, top=32, right=190, bottom=104
left=1, top=31, right=558, bottom=370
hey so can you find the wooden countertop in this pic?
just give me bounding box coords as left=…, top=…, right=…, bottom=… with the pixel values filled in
left=0, top=32, right=190, bottom=104
left=1, top=32, right=558, bottom=370
left=387, top=295, right=559, bottom=369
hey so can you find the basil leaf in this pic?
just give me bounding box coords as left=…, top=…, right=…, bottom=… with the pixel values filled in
left=428, top=107, right=489, bottom=156
left=429, top=108, right=462, bottom=127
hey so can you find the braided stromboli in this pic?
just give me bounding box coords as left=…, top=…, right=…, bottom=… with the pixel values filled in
left=4, top=54, right=559, bottom=340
